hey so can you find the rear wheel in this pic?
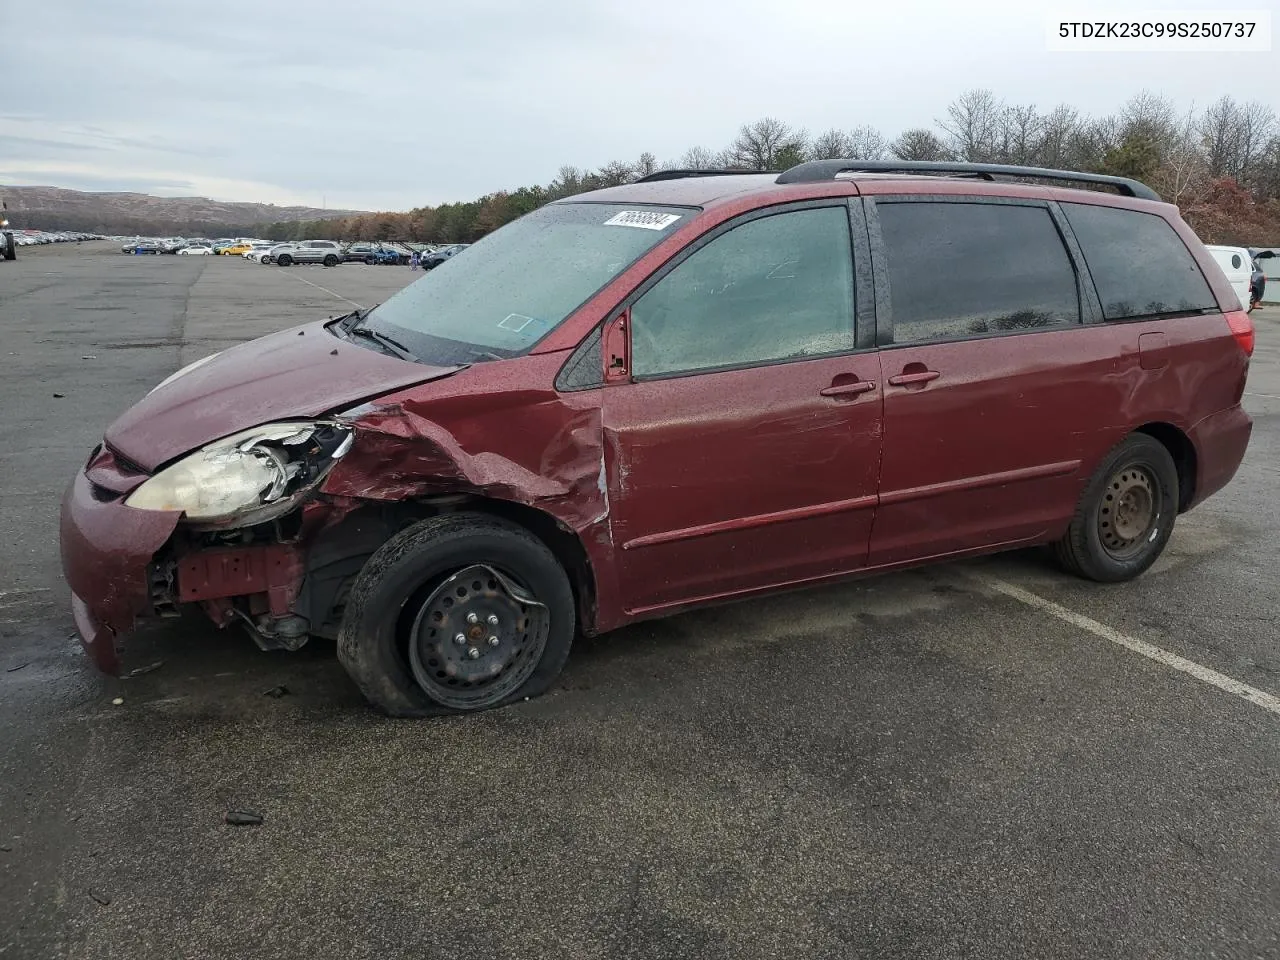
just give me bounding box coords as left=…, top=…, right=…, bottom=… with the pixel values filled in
left=276, top=254, right=293, bottom=266
left=1055, top=433, right=1178, bottom=582
left=323, top=254, right=338, bottom=267
left=337, top=514, right=575, bottom=716
left=364, top=255, right=376, bottom=265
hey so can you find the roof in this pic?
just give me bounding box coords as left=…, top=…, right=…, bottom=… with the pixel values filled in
left=556, top=163, right=1165, bottom=210
left=554, top=174, right=779, bottom=208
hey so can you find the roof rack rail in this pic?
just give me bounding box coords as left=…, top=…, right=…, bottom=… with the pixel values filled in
left=774, top=160, right=1161, bottom=201
left=635, top=168, right=775, bottom=183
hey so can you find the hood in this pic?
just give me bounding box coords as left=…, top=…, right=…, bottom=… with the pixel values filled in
left=105, top=320, right=458, bottom=471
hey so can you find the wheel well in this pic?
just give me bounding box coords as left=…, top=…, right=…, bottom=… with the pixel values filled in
left=301, top=498, right=600, bottom=637
left=1135, top=422, right=1196, bottom=511
left=454, top=498, right=599, bottom=633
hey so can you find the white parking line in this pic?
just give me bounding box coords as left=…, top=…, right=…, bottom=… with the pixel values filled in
left=1244, top=392, right=1280, bottom=400
left=975, top=575, right=1280, bottom=717
left=283, top=271, right=364, bottom=309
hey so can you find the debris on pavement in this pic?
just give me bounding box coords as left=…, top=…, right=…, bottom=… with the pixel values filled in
left=122, top=660, right=164, bottom=679
left=224, top=809, right=265, bottom=827
left=5, top=662, right=29, bottom=673
left=52, top=392, right=65, bottom=398
left=111, top=697, right=123, bottom=705
left=263, top=685, right=290, bottom=698
left=89, top=890, right=111, bottom=906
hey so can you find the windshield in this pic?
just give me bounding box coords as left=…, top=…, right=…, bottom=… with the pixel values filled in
left=362, top=202, right=692, bottom=364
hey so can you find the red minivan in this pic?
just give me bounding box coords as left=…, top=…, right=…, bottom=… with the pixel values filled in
left=60, top=161, right=1254, bottom=715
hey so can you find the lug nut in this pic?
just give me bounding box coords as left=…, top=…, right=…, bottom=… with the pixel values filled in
left=453, top=633, right=466, bottom=646
left=466, top=612, right=479, bottom=625
left=486, top=614, right=500, bottom=626
left=467, top=647, right=481, bottom=659
left=487, top=635, right=500, bottom=647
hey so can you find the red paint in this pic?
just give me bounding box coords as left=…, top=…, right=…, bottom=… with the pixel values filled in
left=105, top=320, right=459, bottom=471
left=60, top=171, right=1253, bottom=672
left=177, top=544, right=304, bottom=616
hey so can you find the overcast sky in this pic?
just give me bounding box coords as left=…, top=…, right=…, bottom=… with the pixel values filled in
left=2, top=0, right=1276, bottom=211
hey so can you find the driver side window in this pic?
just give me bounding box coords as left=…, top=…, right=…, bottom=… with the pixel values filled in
left=630, top=206, right=855, bottom=378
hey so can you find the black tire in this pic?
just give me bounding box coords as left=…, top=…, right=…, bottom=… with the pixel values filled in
left=3, top=233, right=16, bottom=261
left=1055, top=433, right=1178, bottom=583
left=323, top=254, right=338, bottom=267
left=276, top=254, right=293, bottom=266
left=364, top=255, right=376, bottom=265
left=337, top=513, right=575, bottom=717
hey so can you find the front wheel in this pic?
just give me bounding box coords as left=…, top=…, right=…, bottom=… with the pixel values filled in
left=323, top=254, right=338, bottom=267
left=337, top=514, right=575, bottom=716
left=1055, top=433, right=1178, bottom=582
left=276, top=254, right=293, bottom=266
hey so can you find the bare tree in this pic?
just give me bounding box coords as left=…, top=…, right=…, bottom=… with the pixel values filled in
left=1119, top=91, right=1178, bottom=161
left=995, top=103, right=1046, bottom=165
left=1238, top=101, right=1276, bottom=183
left=890, top=128, right=951, bottom=161
left=728, top=117, right=809, bottom=170
left=810, top=128, right=854, bottom=160
left=1037, top=105, right=1082, bottom=168
left=809, top=126, right=888, bottom=161
left=634, top=152, right=658, bottom=179
left=677, top=145, right=720, bottom=169
left=1152, top=105, right=1207, bottom=205
left=847, top=125, right=888, bottom=160
left=550, top=165, right=586, bottom=199
left=595, top=160, right=635, bottom=188
left=939, top=88, right=1003, bottom=161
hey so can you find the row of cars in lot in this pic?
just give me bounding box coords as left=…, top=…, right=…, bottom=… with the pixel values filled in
left=2, top=228, right=103, bottom=259
left=119, top=236, right=468, bottom=269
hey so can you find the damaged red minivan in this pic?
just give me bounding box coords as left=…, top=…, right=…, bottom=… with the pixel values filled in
left=61, top=161, right=1253, bottom=715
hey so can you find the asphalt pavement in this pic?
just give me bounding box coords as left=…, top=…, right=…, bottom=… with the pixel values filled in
left=2, top=241, right=1278, bottom=960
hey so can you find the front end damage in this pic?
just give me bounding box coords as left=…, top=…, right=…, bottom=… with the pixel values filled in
left=62, top=380, right=614, bottom=673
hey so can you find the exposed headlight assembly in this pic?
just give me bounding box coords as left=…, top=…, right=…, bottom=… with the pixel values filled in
left=126, top=421, right=354, bottom=528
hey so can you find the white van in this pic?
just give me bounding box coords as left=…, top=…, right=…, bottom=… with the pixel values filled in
left=1204, top=245, right=1253, bottom=310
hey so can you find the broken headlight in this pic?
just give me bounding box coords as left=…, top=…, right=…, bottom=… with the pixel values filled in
left=126, top=421, right=353, bottom=527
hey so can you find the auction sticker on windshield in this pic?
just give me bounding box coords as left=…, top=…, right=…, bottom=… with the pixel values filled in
left=603, top=210, right=682, bottom=230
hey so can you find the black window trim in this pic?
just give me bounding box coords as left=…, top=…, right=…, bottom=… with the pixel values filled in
left=1057, top=200, right=1223, bottom=324
left=866, top=193, right=1096, bottom=350
left=609, top=199, right=873, bottom=386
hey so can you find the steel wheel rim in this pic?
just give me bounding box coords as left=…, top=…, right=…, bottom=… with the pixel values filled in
left=406, top=563, right=549, bottom=710
left=1098, top=464, right=1158, bottom=559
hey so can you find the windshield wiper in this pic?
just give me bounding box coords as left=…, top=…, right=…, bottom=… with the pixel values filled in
left=345, top=324, right=418, bottom=362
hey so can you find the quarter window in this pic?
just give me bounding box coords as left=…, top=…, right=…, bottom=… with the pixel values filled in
left=1062, top=203, right=1217, bottom=320
left=877, top=201, right=1081, bottom=344
left=630, top=207, right=855, bottom=377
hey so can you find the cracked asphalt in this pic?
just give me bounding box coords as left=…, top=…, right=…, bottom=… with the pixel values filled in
left=2, top=242, right=1278, bottom=959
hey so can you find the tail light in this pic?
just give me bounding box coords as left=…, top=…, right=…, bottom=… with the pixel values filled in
left=1225, top=309, right=1254, bottom=357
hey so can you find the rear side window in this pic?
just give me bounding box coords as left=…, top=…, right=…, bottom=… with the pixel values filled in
left=1062, top=203, right=1218, bottom=320
left=877, top=201, right=1080, bottom=344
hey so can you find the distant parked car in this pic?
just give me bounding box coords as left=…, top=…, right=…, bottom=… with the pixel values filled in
left=421, top=243, right=468, bottom=270
left=1204, top=245, right=1253, bottom=310
left=1247, top=250, right=1274, bottom=309
left=274, top=240, right=342, bottom=267
left=159, top=238, right=188, bottom=254
left=177, top=243, right=214, bottom=255
left=121, top=240, right=162, bottom=255
left=242, top=243, right=277, bottom=261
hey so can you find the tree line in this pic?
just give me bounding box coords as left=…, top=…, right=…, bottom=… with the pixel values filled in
left=263, top=90, right=1278, bottom=247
